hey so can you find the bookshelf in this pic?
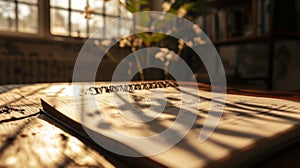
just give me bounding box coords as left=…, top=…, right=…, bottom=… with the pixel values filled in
left=197, top=0, right=299, bottom=90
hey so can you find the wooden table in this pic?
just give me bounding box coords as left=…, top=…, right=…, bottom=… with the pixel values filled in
left=0, top=83, right=299, bottom=167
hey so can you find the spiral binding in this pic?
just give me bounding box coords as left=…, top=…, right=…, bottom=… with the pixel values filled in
left=88, top=81, right=178, bottom=95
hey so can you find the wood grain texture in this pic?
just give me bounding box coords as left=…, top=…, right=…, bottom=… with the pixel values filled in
left=1, top=82, right=299, bottom=167
left=0, top=84, right=115, bottom=168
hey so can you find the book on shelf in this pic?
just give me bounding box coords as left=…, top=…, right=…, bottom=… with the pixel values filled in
left=41, top=81, right=300, bottom=167
left=256, top=0, right=271, bottom=35
left=197, top=7, right=253, bottom=41
left=196, top=0, right=286, bottom=41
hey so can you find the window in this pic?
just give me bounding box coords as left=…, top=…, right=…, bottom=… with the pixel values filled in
left=0, top=0, right=38, bottom=33
left=50, top=0, right=130, bottom=38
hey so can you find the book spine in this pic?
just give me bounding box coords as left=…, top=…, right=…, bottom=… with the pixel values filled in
left=264, top=0, right=271, bottom=33
left=218, top=11, right=223, bottom=40
left=206, top=14, right=212, bottom=40
left=228, top=9, right=236, bottom=38
left=252, top=0, right=257, bottom=35
left=257, top=0, right=262, bottom=34
left=215, top=13, right=220, bottom=40
left=196, top=16, right=204, bottom=32
left=261, top=0, right=266, bottom=34
left=203, top=14, right=207, bottom=35
left=222, top=10, right=227, bottom=40
left=211, top=13, right=216, bottom=41
left=220, top=10, right=228, bottom=40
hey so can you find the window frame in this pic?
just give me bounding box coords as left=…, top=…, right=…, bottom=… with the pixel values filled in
left=0, top=0, right=39, bottom=36
left=0, top=0, right=130, bottom=42
left=49, top=0, right=125, bottom=39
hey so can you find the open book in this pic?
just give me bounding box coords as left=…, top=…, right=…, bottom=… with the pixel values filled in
left=41, top=82, right=300, bottom=168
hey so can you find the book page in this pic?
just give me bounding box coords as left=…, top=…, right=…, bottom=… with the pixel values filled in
left=41, top=84, right=300, bottom=168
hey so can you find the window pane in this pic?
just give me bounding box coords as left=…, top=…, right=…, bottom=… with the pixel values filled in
left=50, top=0, right=68, bottom=8
left=89, top=0, right=103, bottom=13
left=0, top=1, right=16, bottom=31
left=120, top=4, right=130, bottom=16
left=120, top=18, right=132, bottom=37
left=49, top=0, right=126, bottom=38
left=18, top=0, right=38, bottom=4
left=50, top=8, right=69, bottom=36
left=18, top=4, right=38, bottom=33
left=89, top=15, right=104, bottom=38
left=105, top=0, right=119, bottom=16
left=71, top=11, right=87, bottom=38
left=105, top=16, right=119, bottom=38
left=71, top=0, right=86, bottom=11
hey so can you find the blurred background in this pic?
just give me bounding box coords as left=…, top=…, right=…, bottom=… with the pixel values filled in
left=0, top=0, right=299, bottom=91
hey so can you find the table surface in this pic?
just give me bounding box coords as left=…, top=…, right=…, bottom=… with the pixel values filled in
left=0, top=82, right=300, bottom=168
